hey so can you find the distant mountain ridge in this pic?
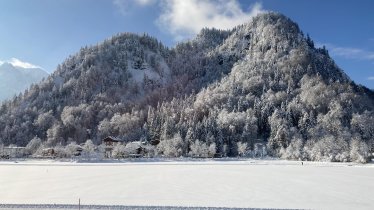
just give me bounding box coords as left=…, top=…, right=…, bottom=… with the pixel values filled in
left=0, top=12, right=373, bottom=162
left=0, top=61, right=48, bottom=101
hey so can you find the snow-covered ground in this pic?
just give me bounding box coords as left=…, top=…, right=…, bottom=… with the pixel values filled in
left=0, top=159, right=373, bottom=210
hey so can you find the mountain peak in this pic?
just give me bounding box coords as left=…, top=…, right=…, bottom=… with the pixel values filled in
left=2, top=58, right=43, bottom=69
left=0, top=60, right=48, bottom=102
left=0, top=61, right=16, bottom=70
left=252, top=12, right=295, bottom=25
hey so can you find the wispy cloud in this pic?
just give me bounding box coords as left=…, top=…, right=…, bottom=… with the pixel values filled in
left=113, top=0, right=132, bottom=15
left=0, top=58, right=42, bottom=69
left=157, top=0, right=265, bottom=41
left=135, top=0, right=157, bottom=6
left=368, top=76, right=374, bottom=80
left=113, top=0, right=265, bottom=41
left=318, top=43, right=374, bottom=61
left=113, top=0, right=156, bottom=15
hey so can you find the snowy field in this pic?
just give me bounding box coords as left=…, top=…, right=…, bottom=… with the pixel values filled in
left=0, top=159, right=373, bottom=210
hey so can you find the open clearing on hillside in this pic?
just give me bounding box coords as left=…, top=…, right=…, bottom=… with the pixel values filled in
left=0, top=159, right=373, bottom=210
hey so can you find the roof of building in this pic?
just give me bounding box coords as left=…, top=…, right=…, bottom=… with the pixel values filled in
left=103, top=136, right=123, bottom=142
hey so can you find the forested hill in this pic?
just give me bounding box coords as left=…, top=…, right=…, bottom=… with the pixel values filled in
left=0, top=12, right=373, bottom=162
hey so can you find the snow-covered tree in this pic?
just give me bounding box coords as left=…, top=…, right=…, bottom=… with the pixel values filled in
left=350, top=136, right=370, bottom=163
left=208, top=143, right=217, bottom=158
left=25, top=136, right=42, bottom=156
left=280, top=137, right=304, bottom=160
left=112, top=143, right=126, bottom=159
left=189, top=140, right=209, bottom=158
left=237, top=142, right=248, bottom=157
left=81, top=139, right=97, bottom=160
left=157, top=133, right=184, bottom=157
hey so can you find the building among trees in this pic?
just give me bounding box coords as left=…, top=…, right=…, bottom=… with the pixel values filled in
left=103, top=136, right=124, bottom=158
left=1, top=146, right=26, bottom=158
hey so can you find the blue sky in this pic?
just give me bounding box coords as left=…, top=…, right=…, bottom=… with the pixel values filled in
left=0, top=0, right=373, bottom=88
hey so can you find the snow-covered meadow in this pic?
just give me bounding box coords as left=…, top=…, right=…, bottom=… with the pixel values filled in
left=0, top=159, right=373, bottom=210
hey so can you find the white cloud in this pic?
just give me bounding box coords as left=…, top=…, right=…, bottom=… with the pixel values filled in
left=157, top=0, right=265, bottom=41
left=318, top=43, right=374, bottom=61
left=0, top=58, right=42, bottom=69
left=368, top=76, right=374, bottom=80
left=113, top=0, right=265, bottom=41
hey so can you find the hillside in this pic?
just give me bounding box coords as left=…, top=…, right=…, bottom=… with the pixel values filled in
left=0, top=12, right=373, bottom=162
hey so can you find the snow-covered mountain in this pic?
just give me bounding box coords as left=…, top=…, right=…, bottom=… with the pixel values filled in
left=0, top=61, right=48, bottom=101
left=0, top=13, right=373, bottom=162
